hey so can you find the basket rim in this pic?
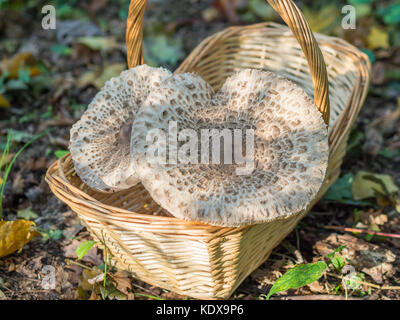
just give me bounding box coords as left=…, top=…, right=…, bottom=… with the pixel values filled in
left=46, top=22, right=371, bottom=233
left=46, top=154, right=310, bottom=235
left=46, top=155, right=243, bottom=232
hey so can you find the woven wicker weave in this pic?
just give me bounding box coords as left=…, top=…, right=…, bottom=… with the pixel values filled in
left=46, top=0, right=371, bottom=299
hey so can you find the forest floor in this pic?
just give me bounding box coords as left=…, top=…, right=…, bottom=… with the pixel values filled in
left=0, top=0, right=400, bottom=300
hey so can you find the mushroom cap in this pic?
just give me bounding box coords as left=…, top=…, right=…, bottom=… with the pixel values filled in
left=70, top=64, right=171, bottom=192
left=131, top=69, right=329, bottom=227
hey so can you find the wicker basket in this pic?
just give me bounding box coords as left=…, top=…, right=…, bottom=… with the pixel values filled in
left=46, top=0, right=371, bottom=299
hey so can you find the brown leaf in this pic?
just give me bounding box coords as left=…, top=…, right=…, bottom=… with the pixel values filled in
left=77, top=63, right=125, bottom=89
left=307, top=281, right=325, bottom=293
left=359, top=209, right=388, bottom=227
left=352, top=171, right=399, bottom=200
left=0, top=52, right=41, bottom=79
left=111, top=270, right=132, bottom=295
left=0, top=152, right=14, bottom=170
left=0, top=93, right=11, bottom=108
left=72, top=43, right=100, bottom=65
left=79, top=266, right=102, bottom=292
left=371, top=61, right=386, bottom=85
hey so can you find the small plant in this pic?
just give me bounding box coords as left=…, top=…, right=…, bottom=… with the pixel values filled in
left=0, top=129, right=51, bottom=217
left=76, top=232, right=122, bottom=300
left=264, top=246, right=352, bottom=299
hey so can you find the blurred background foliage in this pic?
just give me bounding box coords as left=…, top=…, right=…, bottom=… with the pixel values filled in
left=0, top=0, right=399, bottom=100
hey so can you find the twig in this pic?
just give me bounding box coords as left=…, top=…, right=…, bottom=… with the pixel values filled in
left=326, top=272, right=400, bottom=290
left=381, top=286, right=400, bottom=290
left=324, top=226, right=400, bottom=239
left=65, top=258, right=92, bottom=270
left=270, top=252, right=297, bottom=263
left=270, top=294, right=365, bottom=300
left=131, top=282, right=163, bottom=299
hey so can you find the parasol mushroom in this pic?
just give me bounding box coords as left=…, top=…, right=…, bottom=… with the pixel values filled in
left=131, top=69, right=329, bottom=227
left=69, top=64, right=171, bottom=192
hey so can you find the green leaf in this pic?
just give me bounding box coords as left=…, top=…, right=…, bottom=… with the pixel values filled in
left=248, top=0, right=275, bottom=20
left=17, top=207, right=38, bottom=220
left=348, top=0, right=373, bottom=18
left=330, top=256, right=346, bottom=271
left=378, top=4, right=400, bottom=25
left=324, top=173, right=354, bottom=202
left=266, top=261, right=327, bottom=299
left=361, top=48, right=376, bottom=64
left=8, top=130, right=33, bottom=142
left=348, top=0, right=374, bottom=4
left=346, top=129, right=364, bottom=154
left=326, top=245, right=347, bottom=259
left=51, top=45, right=73, bottom=56
left=379, top=148, right=400, bottom=159
left=54, top=150, right=69, bottom=159
left=76, top=36, right=117, bottom=52
left=18, top=67, right=31, bottom=84
left=324, top=173, right=372, bottom=206
left=134, top=293, right=165, bottom=300
left=41, top=105, right=53, bottom=119
left=144, top=35, right=184, bottom=67
left=41, top=229, right=63, bottom=241
left=364, top=233, right=374, bottom=242
left=76, top=240, right=96, bottom=260
left=6, top=79, right=28, bottom=90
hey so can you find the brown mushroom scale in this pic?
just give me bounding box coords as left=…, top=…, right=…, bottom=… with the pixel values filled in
left=131, top=69, right=329, bottom=227
left=69, top=65, right=171, bottom=192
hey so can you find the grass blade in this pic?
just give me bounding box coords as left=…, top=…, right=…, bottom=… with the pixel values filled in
left=0, top=128, right=51, bottom=217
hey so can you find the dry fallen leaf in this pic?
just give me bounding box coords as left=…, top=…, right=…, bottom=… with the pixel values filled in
left=17, top=207, right=38, bottom=220
left=88, top=272, right=104, bottom=285
left=79, top=266, right=103, bottom=292
left=0, top=93, right=11, bottom=108
left=367, top=27, right=389, bottom=50
left=352, top=171, right=399, bottom=200
left=0, top=152, right=14, bottom=170
left=76, top=36, right=118, bottom=52
left=315, top=233, right=396, bottom=284
left=303, top=5, right=339, bottom=33
left=0, top=52, right=41, bottom=79
left=111, top=270, right=132, bottom=295
left=0, top=220, right=41, bottom=258
left=307, top=281, right=325, bottom=294
left=77, top=63, right=125, bottom=89
left=370, top=61, right=386, bottom=86
left=359, top=209, right=388, bottom=227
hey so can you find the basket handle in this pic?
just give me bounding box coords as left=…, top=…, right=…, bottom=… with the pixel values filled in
left=126, top=0, right=330, bottom=125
